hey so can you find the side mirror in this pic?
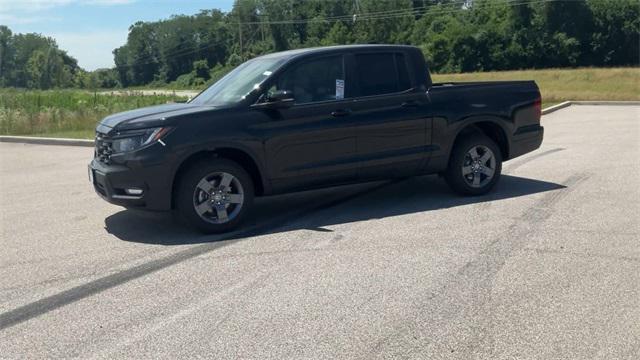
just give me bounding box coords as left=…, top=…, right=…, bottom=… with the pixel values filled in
left=269, top=89, right=294, bottom=102
left=258, top=90, right=295, bottom=109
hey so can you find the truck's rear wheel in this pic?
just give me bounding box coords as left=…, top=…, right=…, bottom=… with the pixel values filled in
left=445, top=134, right=502, bottom=196
left=176, top=158, right=254, bottom=233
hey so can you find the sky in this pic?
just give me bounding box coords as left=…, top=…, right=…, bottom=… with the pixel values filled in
left=0, top=0, right=236, bottom=71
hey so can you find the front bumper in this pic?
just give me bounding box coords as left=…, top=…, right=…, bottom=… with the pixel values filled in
left=89, top=158, right=173, bottom=211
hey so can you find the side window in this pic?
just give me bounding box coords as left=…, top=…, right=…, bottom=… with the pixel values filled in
left=355, top=53, right=412, bottom=97
left=396, top=53, right=412, bottom=91
left=270, top=55, right=345, bottom=105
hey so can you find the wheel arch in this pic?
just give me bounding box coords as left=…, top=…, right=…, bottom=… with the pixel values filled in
left=448, top=117, right=511, bottom=161
left=171, top=146, right=269, bottom=209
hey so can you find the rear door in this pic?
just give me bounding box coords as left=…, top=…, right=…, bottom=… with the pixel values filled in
left=258, top=54, right=359, bottom=192
left=350, top=52, right=431, bottom=180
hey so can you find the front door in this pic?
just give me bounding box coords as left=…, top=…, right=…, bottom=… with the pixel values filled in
left=258, top=54, right=359, bottom=192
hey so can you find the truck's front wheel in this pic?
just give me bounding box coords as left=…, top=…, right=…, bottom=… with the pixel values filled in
left=176, top=159, right=254, bottom=233
left=445, top=134, right=502, bottom=196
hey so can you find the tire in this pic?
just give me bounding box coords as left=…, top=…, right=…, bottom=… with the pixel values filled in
left=176, top=158, right=254, bottom=233
left=444, top=133, right=502, bottom=196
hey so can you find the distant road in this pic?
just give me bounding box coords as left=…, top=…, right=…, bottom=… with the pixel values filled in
left=98, top=89, right=200, bottom=98
left=1, top=105, right=639, bottom=358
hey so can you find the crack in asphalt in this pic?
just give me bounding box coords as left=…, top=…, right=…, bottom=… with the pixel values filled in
left=0, top=148, right=577, bottom=332
left=503, top=148, right=566, bottom=174
left=522, top=247, right=640, bottom=263
left=476, top=147, right=566, bottom=213
left=0, top=180, right=402, bottom=330
left=365, top=172, right=591, bottom=359
left=90, top=272, right=272, bottom=358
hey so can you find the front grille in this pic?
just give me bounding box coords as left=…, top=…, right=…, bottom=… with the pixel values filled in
left=95, top=132, right=113, bottom=164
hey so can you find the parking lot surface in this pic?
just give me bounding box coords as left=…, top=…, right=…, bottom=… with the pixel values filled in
left=1, top=105, right=639, bottom=359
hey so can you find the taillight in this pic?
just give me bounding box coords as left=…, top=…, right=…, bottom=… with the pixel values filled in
left=534, top=97, right=542, bottom=118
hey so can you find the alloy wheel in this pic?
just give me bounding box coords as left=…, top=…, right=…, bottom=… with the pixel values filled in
left=192, top=172, right=244, bottom=224
left=462, top=145, right=496, bottom=188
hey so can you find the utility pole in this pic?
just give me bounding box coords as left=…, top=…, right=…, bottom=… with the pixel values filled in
left=238, top=21, right=243, bottom=58
left=0, top=42, right=3, bottom=83
left=353, top=0, right=361, bottom=23
left=260, top=17, right=265, bottom=42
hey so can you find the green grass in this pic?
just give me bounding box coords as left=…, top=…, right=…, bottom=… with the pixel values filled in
left=1, top=67, right=637, bottom=139
left=431, top=67, right=640, bottom=107
left=30, top=130, right=96, bottom=139
left=0, top=89, right=187, bottom=139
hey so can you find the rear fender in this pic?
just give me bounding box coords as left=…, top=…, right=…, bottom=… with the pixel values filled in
left=429, top=115, right=513, bottom=172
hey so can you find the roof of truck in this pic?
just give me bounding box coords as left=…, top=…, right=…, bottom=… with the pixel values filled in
left=256, top=44, right=419, bottom=60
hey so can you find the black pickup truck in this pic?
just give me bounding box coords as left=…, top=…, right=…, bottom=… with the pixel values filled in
left=89, top=45, right=543, bottom=233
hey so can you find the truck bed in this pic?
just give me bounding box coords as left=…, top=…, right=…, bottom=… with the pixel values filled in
left=428, top=80, right=540, bottom=122
left=425, top=80, right=542, bottom=169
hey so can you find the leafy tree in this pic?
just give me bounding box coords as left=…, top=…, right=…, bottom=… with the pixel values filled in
left=93, top=68, right=120, bottom=88
left=192, top=59, right=210, bottom=80
left=0, top=26, right=14, bottom=87
left=113, top=44, right=132, bottom=87
left=352, top=0, right=415, bottom=44
left=2, top=0, right=639, bottom=90
left=106, top=0, right=640, bottom=85
left=227, top=53, right=243, bottom=67
left=588, top=0, right=640, bottom=65
left=323, top=21, right=353, bottom=45
left=0, top=29, right=81, bottom=89
left=26, top=50, right=46, bottom=89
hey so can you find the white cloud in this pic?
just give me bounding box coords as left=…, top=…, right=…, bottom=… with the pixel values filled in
left=51, top=30, right=128, bottom=70
left=85, top=0, right=135, bottom=4
left=0, top=13, right=62, bottom=25
left=0, top=0, right=134, bottom=13
left=0, top=1, right=73, bottom=13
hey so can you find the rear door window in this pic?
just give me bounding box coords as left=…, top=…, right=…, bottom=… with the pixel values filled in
left=396, top=53, right=412, bottom=91
left=355, top=53, right=412, bottom=97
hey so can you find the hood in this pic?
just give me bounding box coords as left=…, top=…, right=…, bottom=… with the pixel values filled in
left=97, top=103, right=213, bottom=133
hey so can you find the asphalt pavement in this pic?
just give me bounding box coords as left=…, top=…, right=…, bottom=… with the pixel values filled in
left=0, top=105, right=638, bottom=359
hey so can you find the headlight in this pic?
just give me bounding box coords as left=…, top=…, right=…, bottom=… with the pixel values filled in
left=112, top=127, right=171, bottom=153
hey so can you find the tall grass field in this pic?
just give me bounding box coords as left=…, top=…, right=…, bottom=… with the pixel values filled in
left=432, top=67, right=640, bottom=108
left=1, top=67, right=638, bottom=139
left=0, top=90, right=187, bottom=139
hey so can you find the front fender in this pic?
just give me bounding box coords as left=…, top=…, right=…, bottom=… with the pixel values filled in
left=168, top=140, right=272, bottom=200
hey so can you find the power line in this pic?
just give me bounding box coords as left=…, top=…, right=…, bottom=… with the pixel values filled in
left=233, top=0, right=583, bottom=25
left=230, top=0, right=587, bottom=25
left=118, top=0, right=477, bottom=66
left=116, top=0, right=585, bottom=69
left=119, top=0, right=511, bottom=66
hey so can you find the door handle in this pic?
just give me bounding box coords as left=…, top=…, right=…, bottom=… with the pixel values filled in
left=331, top=109, right=351, bottom=117
left=401, top=100, right=419, bottom=108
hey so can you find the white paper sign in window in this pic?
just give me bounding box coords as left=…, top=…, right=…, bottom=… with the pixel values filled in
left=335, top=79, right=345, bottom=100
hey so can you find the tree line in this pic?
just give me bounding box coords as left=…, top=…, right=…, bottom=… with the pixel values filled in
left=1, top=0, right=638, bottom=90
left=0, top=26, right=120, bottom=89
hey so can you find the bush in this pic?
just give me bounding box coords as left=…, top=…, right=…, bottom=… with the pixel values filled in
left=192, top=60, right=210, bottom=80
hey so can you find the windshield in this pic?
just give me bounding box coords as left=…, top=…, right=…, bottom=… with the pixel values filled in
left=189, top=57, right=287, bottom=107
